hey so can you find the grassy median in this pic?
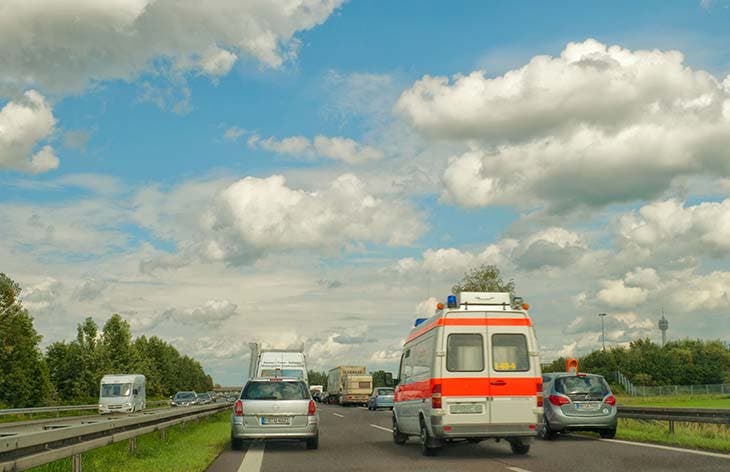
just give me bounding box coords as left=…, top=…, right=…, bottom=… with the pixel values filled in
left=30, top=411, right=231, bottom=472
left=617, top=394, right=730, bottom=409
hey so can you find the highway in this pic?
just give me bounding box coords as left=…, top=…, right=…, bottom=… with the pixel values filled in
left=207, top=404, right=730, bottom=472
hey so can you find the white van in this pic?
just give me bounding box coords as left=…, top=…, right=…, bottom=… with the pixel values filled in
left=248, top=343, right=308, bottom=382
left=392, top=292, right=542, bottom=456
left=98, top=374, right=146, bottom=414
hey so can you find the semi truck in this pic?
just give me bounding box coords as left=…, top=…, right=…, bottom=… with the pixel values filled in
left=327, top=366, right=373, bottom=406
left=248, top=343, right=308, bottom=382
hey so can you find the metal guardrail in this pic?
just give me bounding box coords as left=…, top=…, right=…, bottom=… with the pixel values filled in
left=0, top=400, right=170, bottom=417
left=617, top=405, right=730, bottom=433
left=0, top=402, right=231, bottom=471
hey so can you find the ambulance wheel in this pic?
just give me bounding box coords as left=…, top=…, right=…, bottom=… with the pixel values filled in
left=509, top=439, right=530, bottom=455
left=392, top=416, right=407, bottom=445
left=419, top=421, right=438, bottom=456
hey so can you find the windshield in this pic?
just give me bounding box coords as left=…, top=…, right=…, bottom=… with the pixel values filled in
left=259, top=369, right=305, bottom=379
left=242, top=381, right=309, bottom=400
left=101, top=383, right=132, bottom=397
left=198, top=393, right=210, bottom=399
left=174, top=392, right=196, bottom=400
left=555, top=376, right=610, bottom=400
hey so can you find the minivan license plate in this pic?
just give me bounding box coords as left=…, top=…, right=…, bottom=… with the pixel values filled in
left=450, top=404, right=482, bottom=414
left=261, top=416, right=291, bottom=425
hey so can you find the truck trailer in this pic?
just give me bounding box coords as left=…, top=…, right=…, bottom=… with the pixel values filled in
left=327, top=366, right=373, bottom=406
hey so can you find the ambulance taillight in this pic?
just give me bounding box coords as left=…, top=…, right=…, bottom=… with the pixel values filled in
left=536, top=382, right=544, bottom=407
left=431, top=383, right=442, bottom=409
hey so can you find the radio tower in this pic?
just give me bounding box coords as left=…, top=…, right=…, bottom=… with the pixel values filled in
left=658, top=308, right=669, bottom=347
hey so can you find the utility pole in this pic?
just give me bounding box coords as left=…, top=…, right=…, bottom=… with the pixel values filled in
left=598, top=313, right=607, bottom=351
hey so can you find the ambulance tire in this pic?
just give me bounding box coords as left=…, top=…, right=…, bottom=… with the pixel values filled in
left=392, top=416, right=408, bottom=445
left=509, top=439, right=530, bottom=455
left=419, top=420, right=438, bottom=456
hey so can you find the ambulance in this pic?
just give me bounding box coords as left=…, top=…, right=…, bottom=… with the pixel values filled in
left=392, top=292, right=542, bottom=456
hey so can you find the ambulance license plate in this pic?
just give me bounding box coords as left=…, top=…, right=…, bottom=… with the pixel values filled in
left=450, top=404, right=482, bottom=414
left=261, top=416, right=291, bottom=425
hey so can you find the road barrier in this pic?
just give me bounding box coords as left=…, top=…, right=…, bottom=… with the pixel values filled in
left=0, top=400, right=170, bottom=418
left=618, top=405, right=730, bottom=433
left=0, top=402, right=230, bottom=472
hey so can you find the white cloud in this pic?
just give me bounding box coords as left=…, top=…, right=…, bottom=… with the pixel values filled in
left=396, top=39, right=730, bottom=212
left=73, top=279, right=108, bottom=302
left=223, top=126, right=246, bottom=141
left=248, top=134, right=384, bottom=164
left=597, top=279, right=649, bottom=308
left=22, top=278, right=63, bottom=312
left=0, top=0, right=345, bottom=96
left=0, top=91, right=58, bottom=173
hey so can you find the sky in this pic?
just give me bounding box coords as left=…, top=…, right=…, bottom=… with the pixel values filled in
left=2, top=0, right=730, bottom=385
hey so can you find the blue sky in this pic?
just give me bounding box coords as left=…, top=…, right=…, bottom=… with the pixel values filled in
left=2, top=0, right=730, bottom=384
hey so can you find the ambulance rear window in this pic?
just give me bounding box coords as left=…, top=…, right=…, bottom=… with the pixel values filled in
left=447, top=334, right=484, bottom=372
left=492, top=334, right=529, bottom=372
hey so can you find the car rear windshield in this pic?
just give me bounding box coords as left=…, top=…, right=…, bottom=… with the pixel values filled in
left=555, top=376, right=610, bottom=400
left=174, top=392, right=195, bottom=400
left=242, top=381, right=309, bottom=400
left=377, top=388, right=394, bottom=395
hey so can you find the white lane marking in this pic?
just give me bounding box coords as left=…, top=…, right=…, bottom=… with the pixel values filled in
left=237, top=440, right=265, bottom=472
left=506, top=467, right=533, bottom=472
left=599, top=438, right=730, bottom=460
left=332, top=412, right=345, bottom=418
left=370, top=424, right=391, bottom=433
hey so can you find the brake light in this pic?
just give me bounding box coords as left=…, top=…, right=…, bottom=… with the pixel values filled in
left=548, top=395, right=571, bottom=406
left=604, top=395, right=616, bottom=406
left=431, top=383, right=442, bottom=409
left=234, top=400, right=243, bottom=416
left=536, top=382, right=544, bottom=407
left=308, top=400, right=316, bottom=416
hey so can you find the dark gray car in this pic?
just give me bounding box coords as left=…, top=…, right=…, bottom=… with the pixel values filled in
left=539, top=373, right=617, bottom=439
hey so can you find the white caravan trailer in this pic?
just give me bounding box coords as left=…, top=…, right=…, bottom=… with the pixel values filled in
left=98, top=374, right=146, bottom=414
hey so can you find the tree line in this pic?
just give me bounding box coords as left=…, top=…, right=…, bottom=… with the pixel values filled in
left=543, top=338, right=730, bottom=387
left=0, top=273, right=214, bottom=409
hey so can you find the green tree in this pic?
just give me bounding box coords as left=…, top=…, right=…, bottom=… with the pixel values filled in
left=451, top=264, right=515, bottom=295
left=307, top=370, right=327, bottom=386
left=100, top=314, right=138, bottom=374
left=0, top=273, right=51, bottom=408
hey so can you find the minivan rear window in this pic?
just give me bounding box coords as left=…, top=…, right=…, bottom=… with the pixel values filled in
left=555, top=375, right=610, bottom=400
left=242, top=381, right=309, bottom=400
left=492, top=334, right=529, bottom=372
left=447, top=334, right=484, bottom=372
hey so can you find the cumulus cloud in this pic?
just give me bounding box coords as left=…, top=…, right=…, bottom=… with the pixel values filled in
left=0, top=0, right=344, bottom=96
left=396, top=39, right=730, bottom=212
left=597, top=279, right=649, bottom=308
left=0, top=90, right=59, bottom=173
left=393, top=239, right=518, bottom=278
left=73, top=279, right=108, bottom=302
left=22, top=278, right=62, bottom=312
left=248, top=134, right=384, bottom=164
left=513, top=227, right=586, bottom=271
left=131, top=299, right=239, bottom=331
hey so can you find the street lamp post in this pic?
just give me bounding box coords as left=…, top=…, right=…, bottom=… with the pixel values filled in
left=598, top=313, right=607, bottom=351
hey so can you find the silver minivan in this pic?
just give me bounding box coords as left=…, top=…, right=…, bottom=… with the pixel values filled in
left=231, top=378, right=319, bottom=450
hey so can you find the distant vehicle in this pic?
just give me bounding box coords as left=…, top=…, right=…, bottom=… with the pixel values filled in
left=171, top=391, right=198, bottom=406
left=539, top=372, right=617, bottom=440
left=231, top=378, right=319, bottom=450
left=196, top=392, right=213, bottom=405
left=393, top=292, right=542, bottom=456
left=326, top=366, right=372, bottom=406
left=368, top=387, right=395, bottom=410
left=248, top=343, right=308, bottom=382
left=98, top=374, right=146, bottom=414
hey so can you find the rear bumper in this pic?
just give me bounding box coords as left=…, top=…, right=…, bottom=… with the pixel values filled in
left=546, top=409, right=617, bottom=432
left=231, top=416, right=319, bottom=440
left=431, top=416, right=537, bottom=439
left=99, top=406, right=133, bottom=414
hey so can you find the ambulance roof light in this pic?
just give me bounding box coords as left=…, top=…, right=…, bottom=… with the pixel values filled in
left=447, top=295, right=458, bottom=308
left=414, top=318, right=427, bottom=327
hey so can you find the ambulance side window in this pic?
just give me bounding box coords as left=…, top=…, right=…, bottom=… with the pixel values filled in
left=492, top=334, right=529, bottom=372
left=410, top=335, right=434, bottom=381
left=446, top=334, right=484, bottom=372
left=399, top=349, right=412, bottom=384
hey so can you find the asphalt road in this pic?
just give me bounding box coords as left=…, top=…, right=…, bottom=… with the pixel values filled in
left=207, top=404, right=730, bottom=472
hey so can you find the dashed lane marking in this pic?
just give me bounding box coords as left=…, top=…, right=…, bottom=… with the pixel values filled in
left=598, top=438, right=730, bottom=460
left=237, top=440, right=265, bottom=472
left=369, top=424, right=391, bottom=433
left=506, top=467, right=533, bottom=472
left=332, top=412, right=345, bottom=418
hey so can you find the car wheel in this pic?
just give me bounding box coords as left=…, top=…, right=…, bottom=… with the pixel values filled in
left=306, top=433, right=319, bottom=450
left=419, top=420, right=438, bottom=456
left=509, top=439, right=530, bottom=455
left=539, top=420, right=558, bottom=440
left=600, top=428, right=616, bottom=439
left=392, top=415, right=408, bottom=445
left=231, top=437, right=245, bottom=451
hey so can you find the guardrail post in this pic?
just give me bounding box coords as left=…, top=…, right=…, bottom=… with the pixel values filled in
left=128, top=437, right=137, bottom=453
left=73, top=453, right=82, bottom=472
left=160, top=428, right=167, bottom=441
left=668, top=420, right=675, bottom=434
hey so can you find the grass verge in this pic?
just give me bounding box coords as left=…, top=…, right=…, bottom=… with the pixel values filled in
left=30, top=411, right=230, bottom=472
left=615, top=418, right=730, bottom=453
left=617, top=394, right=730, bottom=409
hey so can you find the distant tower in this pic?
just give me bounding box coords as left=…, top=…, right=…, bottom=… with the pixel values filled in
left=658, top=310, right=669, bottom=347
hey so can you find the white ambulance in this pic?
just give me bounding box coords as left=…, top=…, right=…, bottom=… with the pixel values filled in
left=392, top=292, right=543, bottom=456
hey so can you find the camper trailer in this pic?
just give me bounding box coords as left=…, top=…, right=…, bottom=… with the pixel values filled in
left=98, top=374, right=146, bottom=414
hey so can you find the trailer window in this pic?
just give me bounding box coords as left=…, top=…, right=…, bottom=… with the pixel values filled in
left=492, top=334, right=529, bottom=372
left=447, top=334, right=484, bottom=372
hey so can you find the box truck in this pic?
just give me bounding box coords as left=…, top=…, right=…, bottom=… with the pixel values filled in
left=327, top=366, right=372, bottom=406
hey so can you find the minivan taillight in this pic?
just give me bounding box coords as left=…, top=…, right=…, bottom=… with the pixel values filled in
left=536, top=382, right=544, bottom=407
left=604, top=395, right=616, bottom=406
left=234, top=400, right=243, bottom=416
left=431, top=383, right=442, bottom=409
left=548, top=394, right=571, bottom=406
left=308, top=400, right=316, bottom=416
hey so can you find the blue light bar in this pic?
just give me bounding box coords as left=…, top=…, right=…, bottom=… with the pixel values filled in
left=414, top=318, right=427, bottom=327
left=447, top=295, right=458, bottom=308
